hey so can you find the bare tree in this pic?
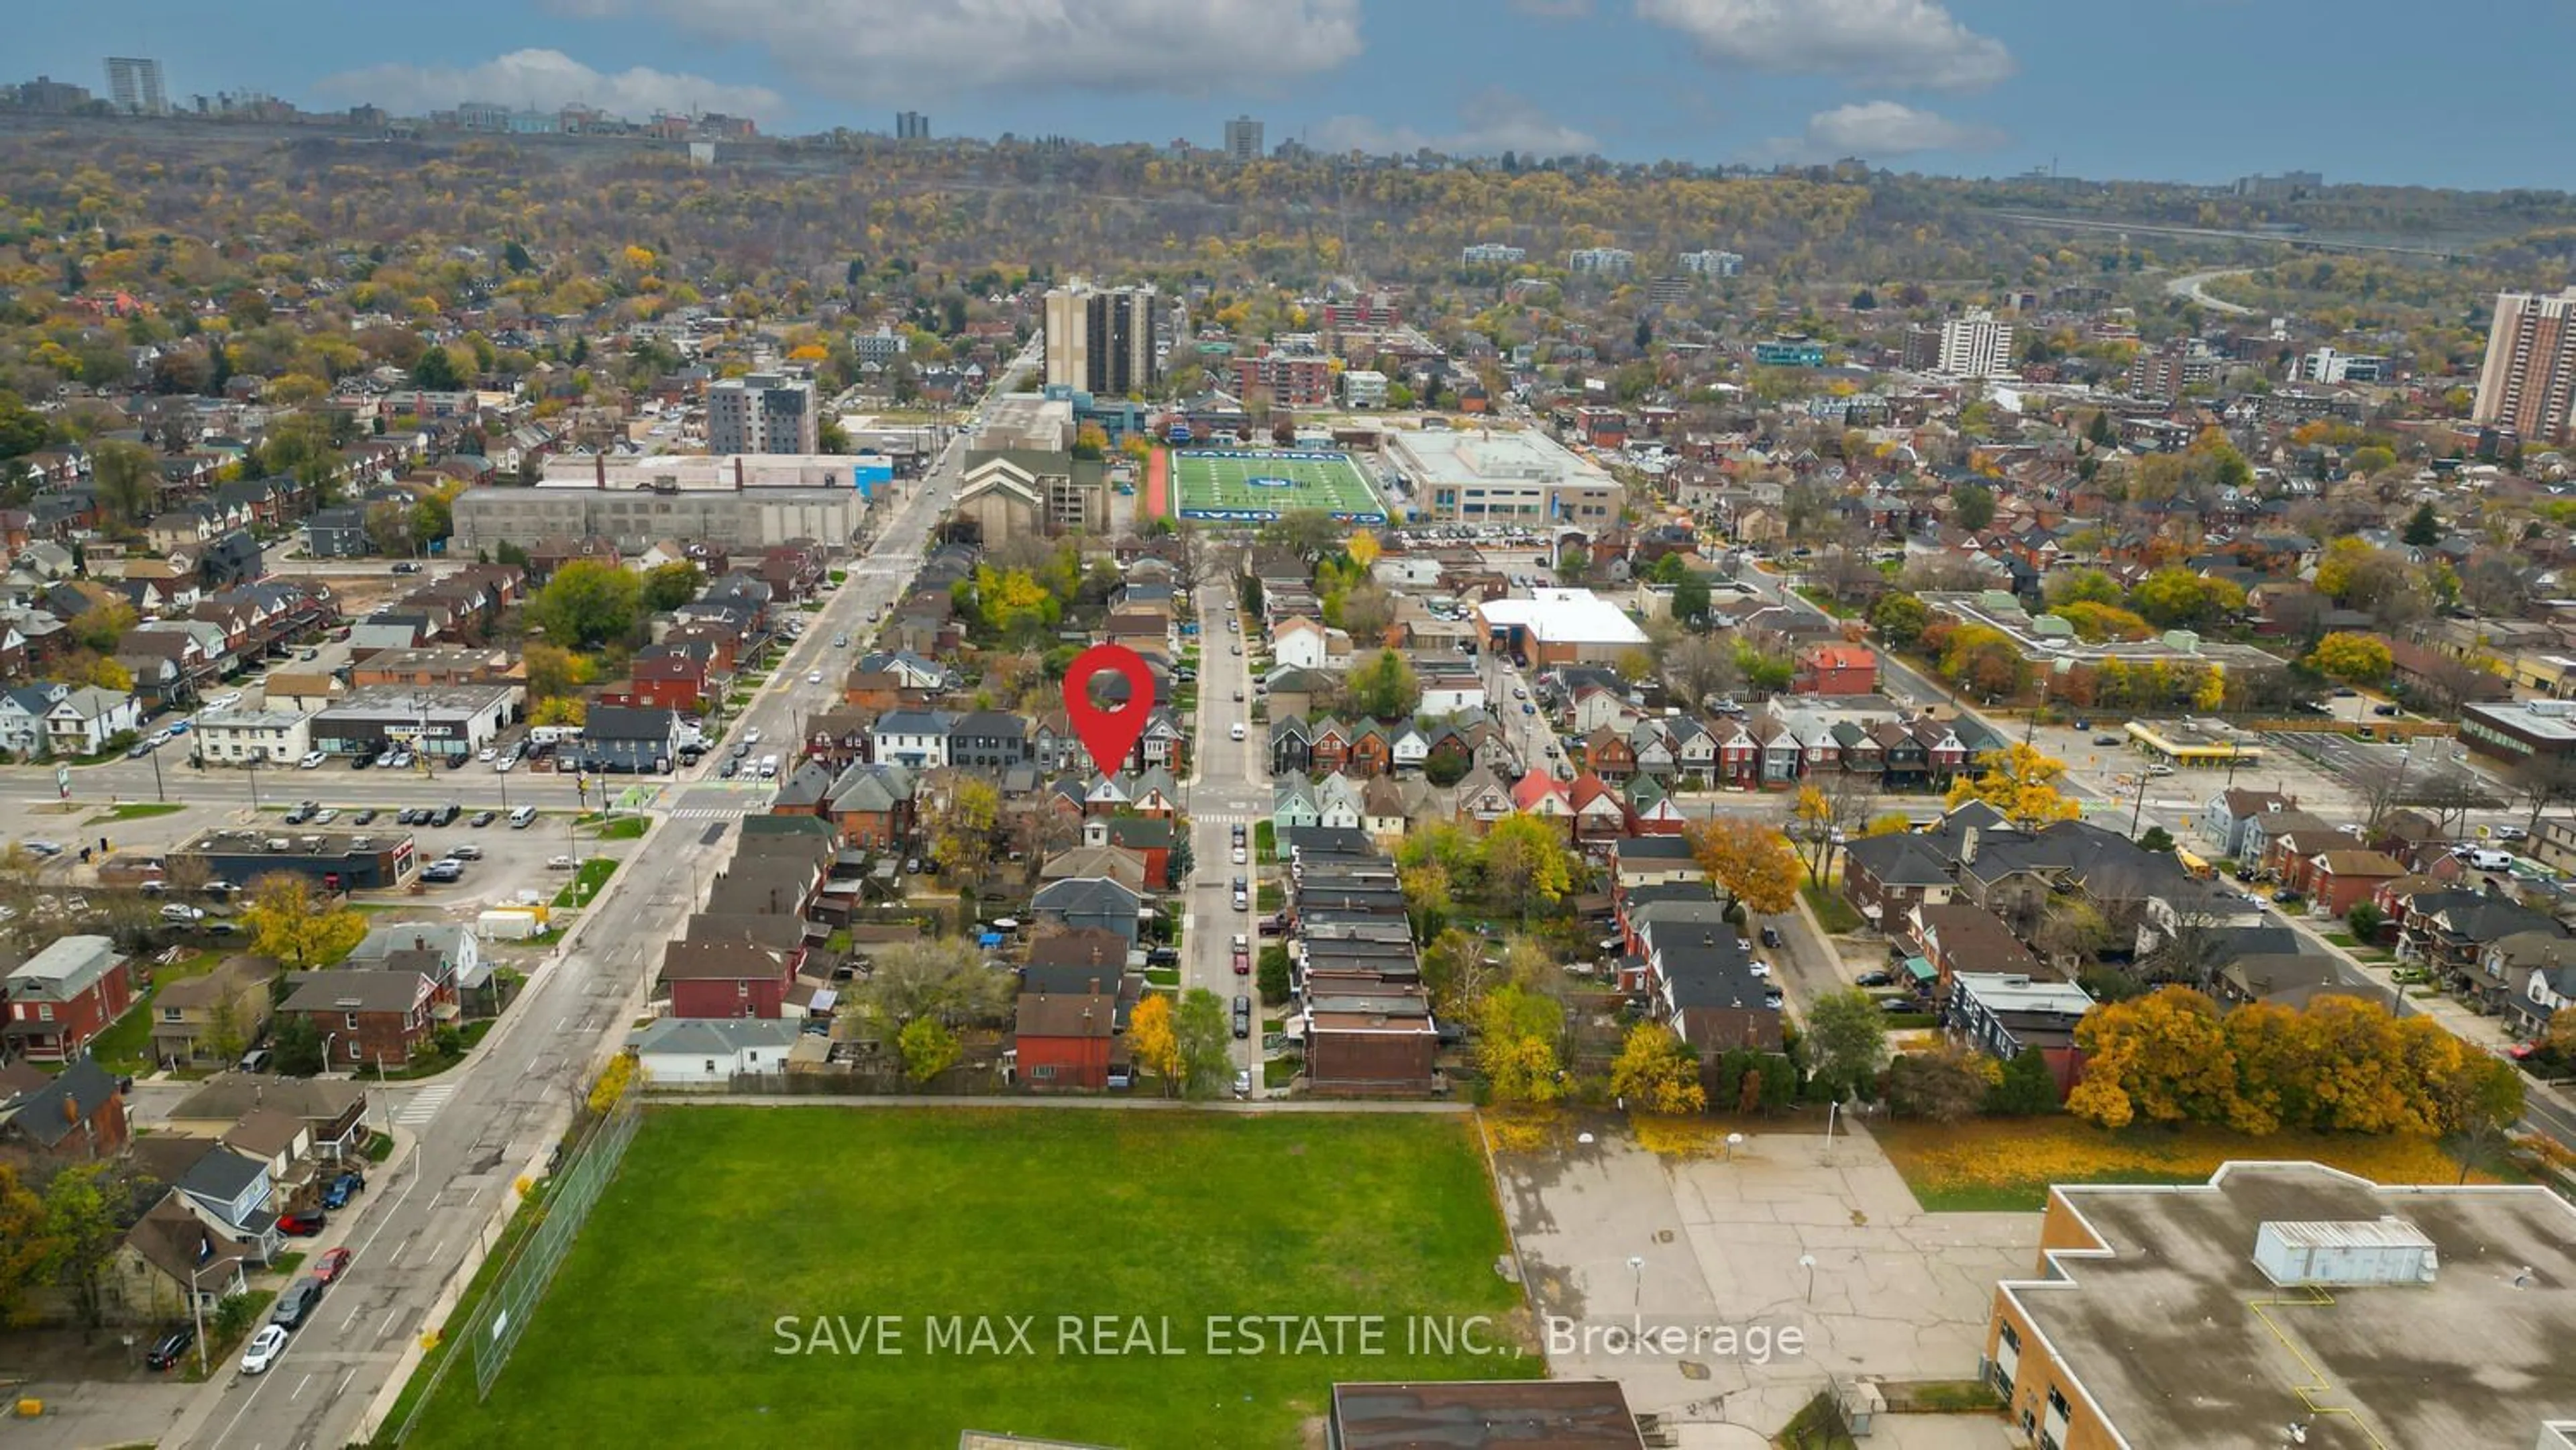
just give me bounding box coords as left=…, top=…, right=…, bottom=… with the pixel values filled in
left=1663, top=634, right=1741, bottom=711
left=2520, top=757, right=2576, bottom=835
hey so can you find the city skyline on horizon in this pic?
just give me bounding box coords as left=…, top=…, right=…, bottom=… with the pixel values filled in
left=13, top=0, right=2576, bottom=193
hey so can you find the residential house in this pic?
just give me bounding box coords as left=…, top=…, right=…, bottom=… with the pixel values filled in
left=572, top=705, right=680, bottom=774
left=824, top=762, right=918, bottom=851
left=1013, top=988, right=1122, bottom=1090
left=1792, top=643, right=1878, bottom=695
left=626, top=1018, right=801, bottom=1086
left=1840, top=829, right=1960, bottom=929
left=44, top=686, right=142, bottom=757
left=2306, top=849, right=2410, bottom=917
left=0, top=1056, right=130, bottom=1162
left=2200, top=788, right=2298, bottom=860
left=1912, top=902, right=2041, bottom=990
left=0, top=682, right=68, bottom=758
left=1031, top=877, right=1145, bottom=948
left=1944, top=972, right=2094, bottom=1090
left=659, top=938, right=802, bottom=1021
left=111, top=1194, right=250, bottom=1326
left=872, top=709, right=952, bottom=770
left=148, top=954, right=277, bottom=1068
left=3, top=935, right=135, bottom=1063
left=278, top=969, right=453, bottom=1069
left=946, top=711, right=1031, bottom=772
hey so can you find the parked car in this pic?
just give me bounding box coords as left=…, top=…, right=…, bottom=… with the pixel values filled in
left=240, top=1325, right=289, bottom=1376
left=421, top=860, right=464, bottom=883
left=1232, top=1068, right=1252, bottom=1100
left=2092, top=734, right=2123, bottom=746
left=1855, top=970, right=1895, bottom=988
left=1232, top=994, right=1252, bottom=1039
left=470, top=811, right=497, bottom=828
left=390, top=561, right=421, bottom=574
left=271, top=1275, right=326, bottom=1327
left=298, top=750, right=327, bottom=770
left=144, top=1323, right=195, bottom=1371
left=1759, top=926, right=1782, bottom=949
left=431, top=805, right=461, bottom=827
left=321, top=1172, right=366, bottom=1210
left=352, top=809, right=378, bottom=826
left=547, top=855, right=578, bottom=870
left=2372, top=703, right=2400, bottom=717
left=159, top=903, right=205, bottom=923
left=447, top=843, right=483, bottom=860
left=278, top=1210, right=327, bottom=1237
left=311, top=808, right=337, bottom=825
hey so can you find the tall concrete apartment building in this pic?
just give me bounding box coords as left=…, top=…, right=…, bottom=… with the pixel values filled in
left=1938, top=308, right=2017, bottom=379
left=707, top=373, right=818, bottom=455
left=2474, top=287, right=2576, bottom=446
left=105, top=56, right=167, bottom=116
left=895, top=111, right=930, bottom=140
left=1224, top=115, right=1264, bottom=161
left=1567, top=248, right=1635, bottom=278
left=1042, top=284, right=1161, bottom=397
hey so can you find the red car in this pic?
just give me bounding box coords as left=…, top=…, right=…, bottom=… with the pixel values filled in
left=313, top=1247, right=354, bottom=1284
left=1233, top=952, right=1250, bottom=975
left=278, top=1210, right=327, bottom=1237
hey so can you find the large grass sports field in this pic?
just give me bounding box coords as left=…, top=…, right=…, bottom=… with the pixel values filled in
left=1170, top=448, right=1388, bottom=525
left=409, top=1108, right=1535, bottom=1449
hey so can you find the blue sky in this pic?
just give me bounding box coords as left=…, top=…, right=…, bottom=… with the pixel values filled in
left=16, top=1, right=2573, bottom=189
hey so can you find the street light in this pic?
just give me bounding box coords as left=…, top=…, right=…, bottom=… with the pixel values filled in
left=186, top=1253, right=227, bottom=1376
left=323, top=1032, right=341, bottom=1073
left=1627, top=1254, right=1645, bottom=1322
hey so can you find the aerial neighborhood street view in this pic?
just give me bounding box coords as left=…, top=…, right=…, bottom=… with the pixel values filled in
left=7, top=5, right=2576, bottom=1449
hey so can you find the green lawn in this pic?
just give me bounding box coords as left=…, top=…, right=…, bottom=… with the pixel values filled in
left=1801, top=880, right=1865, bottom=935
left=592, top=817, right=648, bottom=841
left=89, top=801, right=188, bottom=823
left=89, top=951, right=222, bottom=1073
left=551, top=858, right=619, bottom=908
left=407, top=1108, right=1532, bottom=1450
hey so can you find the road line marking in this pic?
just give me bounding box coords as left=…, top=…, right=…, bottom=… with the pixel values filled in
left=425, top=1237, right=447, bottom=1264
left=379, top=1306, right=402, bottom=1341
left=290, top=1372, right=311, bottom=1400
left=555, top=1015, right=570, bottom=1033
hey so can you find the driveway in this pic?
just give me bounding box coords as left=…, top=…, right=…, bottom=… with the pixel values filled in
left=1494, top=1115, right=2033, bottom=1446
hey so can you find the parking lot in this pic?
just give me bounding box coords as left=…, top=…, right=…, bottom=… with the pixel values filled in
left=2263, top=731, right=2506, bottom=810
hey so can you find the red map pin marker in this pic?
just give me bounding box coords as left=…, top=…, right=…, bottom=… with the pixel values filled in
left=1063, top=643, right=1155, bottom=777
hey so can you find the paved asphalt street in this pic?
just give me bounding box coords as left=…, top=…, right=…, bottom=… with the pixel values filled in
left=1181, top=580, right=1267, bottom=1096
left=157, top=354, right=1028, bottom=1449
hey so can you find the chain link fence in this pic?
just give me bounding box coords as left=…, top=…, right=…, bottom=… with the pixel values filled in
left=464, top=1094, right=643, bottom=1399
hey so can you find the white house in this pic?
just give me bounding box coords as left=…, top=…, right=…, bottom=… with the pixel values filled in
left=627, top=1018, right=802, bottom=1084
left=870, top=709, right=952, bottom=770
left=45, top=686, right=142, bottom=757
left=1270, top=617, right=1351, bottom=672
left=193, top=708, right=314, bottom=767
left=0, top=683, right=68, bottom=758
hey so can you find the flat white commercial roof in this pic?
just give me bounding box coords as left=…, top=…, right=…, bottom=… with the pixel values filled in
left=1478, top=588, right=1649, bottom=648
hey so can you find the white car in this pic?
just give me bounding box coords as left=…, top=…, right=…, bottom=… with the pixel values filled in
left=808, top=670, right=823, bottom=684
left=160, top=902, right=205, bottom=923
left=1231, top=846, right=1247, bottom=865
left=1230, top=723, right=1246, bottom=741
left=743, top=728, right=761, bottom=745
left=547, top=855, right=578, bottom=870
left=241, top=1324, right=288, bottom=1375
left=297, top=751, right=327, bottom=770
left=203, top=690, right=241, bottom=711
left=494, top=758, right=515, bottom=773
left=478, top=747, right=498, bottom=762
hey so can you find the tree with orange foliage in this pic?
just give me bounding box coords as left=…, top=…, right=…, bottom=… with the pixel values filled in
left=1688, top=817, right=1801, bottom=915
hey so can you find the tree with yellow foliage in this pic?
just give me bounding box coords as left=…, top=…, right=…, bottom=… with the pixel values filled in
left=1945, top=742, right=2084, bottom=831
left=1346, top=529, right=1382, bottom=570
left=1609, top=1023, right=1707, bottom=1115
left=1688, top=817, right=1802, bottom=913
left=1129, top=993, right=1181, bottom=1095
left=2068, top=986, right=2241, bottom=1129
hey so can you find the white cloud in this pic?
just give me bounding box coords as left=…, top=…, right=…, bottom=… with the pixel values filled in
left=317, top=48, right=789, bottom=124
left=558, top=0, right=1361, bottom=103
left=1313, top=90, right=1598, bottom=158
left=1636, top=0, right=2015, bottom=90
left=1755, top=100, right=2005, bottom=161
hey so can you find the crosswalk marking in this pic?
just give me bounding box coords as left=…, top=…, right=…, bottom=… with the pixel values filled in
left=667, top=805, right=760, bottom=820
left=391, top=1084, right=456, bottom=1127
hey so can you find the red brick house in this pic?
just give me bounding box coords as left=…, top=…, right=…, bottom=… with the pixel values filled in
left=1584, top=727, right=1638, bottom=782
left=3, top=937, right=136, bottom=1064
left=1089, top=816, right=1175, bottom=891
left=627, top=652, right=708, bottom=710
left=0, top=1057, right=130, bottom=1161
left=1794, top=643, right=1879, bottom=696
left=1346, top=725, right=1393, bottom=778
left=2308, top=849, right=2410, bottom=917
left=659, top=939, right=802, bottom=1020
left=1013, top=990, right=1119, bottom=1090
left=278, top=970, right=453, bottom=1069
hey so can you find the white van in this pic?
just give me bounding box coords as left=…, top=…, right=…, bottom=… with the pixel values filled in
left=2469, top=848, right=2516, bottom=871
left=759, top=754, right=781, bottom=779
left=507, top=805, right=539, bottom=829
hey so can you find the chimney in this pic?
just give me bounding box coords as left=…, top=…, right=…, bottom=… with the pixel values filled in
left=594, top=453, right=605, bottom=490
left=1962, top=825, right=1981, bottom=867
left=735, top=456, right=745, bottom=493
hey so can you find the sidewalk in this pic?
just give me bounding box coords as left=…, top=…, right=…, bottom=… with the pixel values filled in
left=661, top=1091, right=1470, bottom=1113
